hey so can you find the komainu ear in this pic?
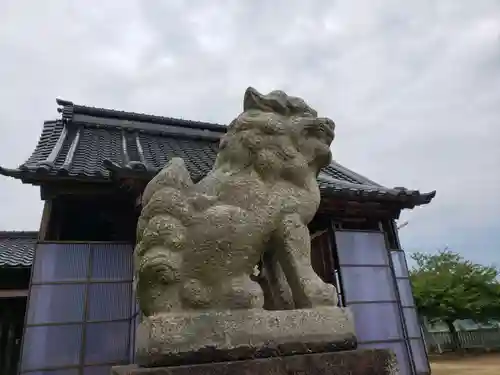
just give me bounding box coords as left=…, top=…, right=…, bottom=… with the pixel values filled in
left=243, top=87, right=289, bottom=115
left=243, top=87, right=265, bottom=111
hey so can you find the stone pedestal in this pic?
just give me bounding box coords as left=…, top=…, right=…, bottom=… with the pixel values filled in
left=125, top=307, right=399, bottom=374
left=112, top=349, right=398, bottom=375
left=135, top=307, right=356, bottom=367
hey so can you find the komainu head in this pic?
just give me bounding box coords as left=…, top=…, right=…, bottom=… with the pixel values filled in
left=215, top=87, right=336, bottom=183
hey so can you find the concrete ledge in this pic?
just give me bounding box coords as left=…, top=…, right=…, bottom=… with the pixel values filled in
left=136, top=307, right=356, bottom=367
left=113, top=349, right=398, bottom=375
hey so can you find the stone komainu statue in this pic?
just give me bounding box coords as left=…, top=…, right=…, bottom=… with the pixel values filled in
left=135, top=87, right=337, bottom=316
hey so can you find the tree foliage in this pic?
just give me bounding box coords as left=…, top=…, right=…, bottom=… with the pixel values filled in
left=409, top=250, right=500, bottom=348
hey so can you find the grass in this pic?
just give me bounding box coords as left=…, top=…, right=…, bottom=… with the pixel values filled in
left=430, top=352, right=500, bottom=375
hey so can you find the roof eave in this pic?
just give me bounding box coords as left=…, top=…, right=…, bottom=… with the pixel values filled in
left=0, top=166, right=24, bottom=180
left=0, top=167, right=436, bottom=210
left=0, top=167, right=112, bottom=186
left=320, top=188, right=437, bottom=209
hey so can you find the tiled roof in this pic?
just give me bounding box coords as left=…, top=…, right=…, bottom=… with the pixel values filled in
left=0, top=231, right=37, bottom=267
left=0, top=99, right=436, bottom=209
left=317, top=175, right=435, bottom=205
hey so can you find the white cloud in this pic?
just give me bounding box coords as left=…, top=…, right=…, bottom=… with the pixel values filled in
left=0, top=0, right=499, bottom=265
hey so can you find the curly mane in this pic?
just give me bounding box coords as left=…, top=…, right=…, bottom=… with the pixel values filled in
left=213, top=87, right=334, bottom=185
left=214, top=111, right=311, bottom=182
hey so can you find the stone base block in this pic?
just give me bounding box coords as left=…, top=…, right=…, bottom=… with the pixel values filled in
left=112, top=349, right=398, bottom=375
left=136, top=307, right=356, bottom=367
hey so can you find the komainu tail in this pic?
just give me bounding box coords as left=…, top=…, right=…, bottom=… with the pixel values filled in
left=142, top=157, right=194, bottom=206
left=137, top=158, right=193, bottom=243
left=134, top=157, right=194, bottom=315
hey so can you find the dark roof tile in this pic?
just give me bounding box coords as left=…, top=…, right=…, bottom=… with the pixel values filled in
left=0, top=99, right=436, bottom=209
left=0, top=231, right=37, bottom=267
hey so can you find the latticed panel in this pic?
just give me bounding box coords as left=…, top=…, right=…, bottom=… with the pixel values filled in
left=334, top=230, right=415, bottom=375
left=21, top=243, right=135, bottom=375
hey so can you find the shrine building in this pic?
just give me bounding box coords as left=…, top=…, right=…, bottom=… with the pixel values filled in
left=0, top=98, right=436, bottom=375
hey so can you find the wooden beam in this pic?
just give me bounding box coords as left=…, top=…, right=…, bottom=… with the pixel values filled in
left=40, top=182, right=124, bottom=200
left=0, top=290, right=28, bottom=298
left=318, top=199, right=401, bottom=219
left=38, top=200, right=52, bottom=241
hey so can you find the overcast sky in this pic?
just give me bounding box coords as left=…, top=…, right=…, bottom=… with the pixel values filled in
left=0, top=0, right=499, bottom=267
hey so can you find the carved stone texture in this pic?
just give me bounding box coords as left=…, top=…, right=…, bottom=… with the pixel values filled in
left=135, top=87, right=337, bottom=316
left=135, top=307, right=356, bottom=367
left=112, top=349, right=399, bottom=375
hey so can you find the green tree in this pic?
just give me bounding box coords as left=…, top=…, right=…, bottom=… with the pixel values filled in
left=409, top=250, right=500, bottom=350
